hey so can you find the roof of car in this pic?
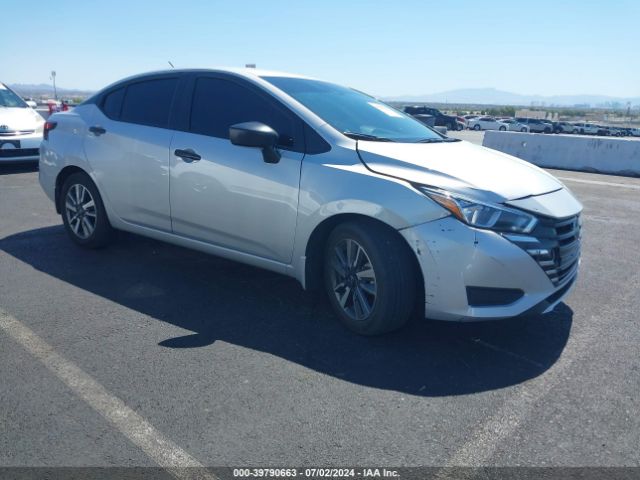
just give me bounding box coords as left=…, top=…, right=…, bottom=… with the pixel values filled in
left=117, top=67, right=315, bottom=83
left=90, top=67, right=320, bottom=97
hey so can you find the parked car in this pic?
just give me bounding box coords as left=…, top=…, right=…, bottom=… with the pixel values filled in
left=404, top=105, right=461, bottom=130
left=628, top=127, right=640, bottom=137
left=595, top=125, right=611, bottom=136
left=0, top=82, right=45, bottom=163
left=553, top=122, right=579, bottom=134
left=516, top=118, right=553, bottom=133
left=499, top=119, right=529, bottom=132
left=39, top=68, right=582, bottom=335
left=572, top=123, right=599, bottom=135
left=605, top=126, right=624, bottom=137
left=467, top=116, right=509, bottom=131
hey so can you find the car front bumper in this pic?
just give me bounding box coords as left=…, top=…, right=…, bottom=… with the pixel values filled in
left=0, top=131, right=42, bottom=163
left=400, top=216, right=578, bottom=322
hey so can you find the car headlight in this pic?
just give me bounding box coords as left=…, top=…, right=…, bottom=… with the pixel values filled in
left=419, top=187, right=538, bottom=233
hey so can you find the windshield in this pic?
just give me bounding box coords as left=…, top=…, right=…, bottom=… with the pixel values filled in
left=262, top=76, right=443, bottom=143
left=0, top=84, right=28, bottom=108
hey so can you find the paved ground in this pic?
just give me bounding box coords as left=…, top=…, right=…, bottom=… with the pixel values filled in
left=0, top=163, right=639, bottom=474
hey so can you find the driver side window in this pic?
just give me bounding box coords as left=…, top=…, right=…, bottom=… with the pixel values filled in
left=189, top=77, right=302, bottom=151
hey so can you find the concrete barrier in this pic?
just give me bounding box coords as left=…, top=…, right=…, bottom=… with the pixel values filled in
left=483, top=131, right=640, bottom=177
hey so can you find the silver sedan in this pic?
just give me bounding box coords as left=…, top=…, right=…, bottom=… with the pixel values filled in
left=39, top=68, right=582, bottom=335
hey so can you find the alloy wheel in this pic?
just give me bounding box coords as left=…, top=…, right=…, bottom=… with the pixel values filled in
left=65, top=184, right=97, bottom=239
left=330, top=238, right=377, bottom=321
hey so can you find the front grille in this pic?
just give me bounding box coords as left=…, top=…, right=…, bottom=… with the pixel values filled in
left=509, top=214, right=581, bottom=286
left=0, top=148, right=39, bottom=158
left=0, top=130, right=36, bottom=137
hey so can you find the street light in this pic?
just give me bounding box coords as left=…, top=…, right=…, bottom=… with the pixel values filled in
left=50, top=70, right=57, bottom=100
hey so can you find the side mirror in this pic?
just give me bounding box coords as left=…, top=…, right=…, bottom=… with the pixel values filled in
left=229, top=121, right=281, bottom=164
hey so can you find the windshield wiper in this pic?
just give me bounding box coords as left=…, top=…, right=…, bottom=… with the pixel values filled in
left=343, top=131, right=394, bottom=142
left=415, top=137, right=461, bottom=143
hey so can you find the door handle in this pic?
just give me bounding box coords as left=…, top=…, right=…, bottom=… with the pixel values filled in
left=89, top=126, right=106, bottom=136
left=174, top=148, right=201, bottom=163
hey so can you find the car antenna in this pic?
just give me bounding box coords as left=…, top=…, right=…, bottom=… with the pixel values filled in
left=168, top=61, right=175, bottom=69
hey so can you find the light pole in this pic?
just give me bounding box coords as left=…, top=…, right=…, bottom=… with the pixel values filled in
left=50, top=71, right=57, bottom=100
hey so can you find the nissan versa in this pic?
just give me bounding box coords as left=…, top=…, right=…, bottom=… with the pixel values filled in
left=39, top=68, right=582, bottom=335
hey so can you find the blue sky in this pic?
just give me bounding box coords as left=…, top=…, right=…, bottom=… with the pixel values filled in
left=3, top=0, right=639, bottom=97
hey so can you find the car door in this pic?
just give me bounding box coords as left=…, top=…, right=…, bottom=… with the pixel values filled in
left=83, top=75, right=180, bottom=231
left=479, top=117, right=492, bottom=129
left=169, top=75, right=305, bottom=263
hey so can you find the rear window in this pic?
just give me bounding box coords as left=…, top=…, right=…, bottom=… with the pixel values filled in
left=101, top=88, right=125, bottom=119
left=120, top=78, right=178, bottom=128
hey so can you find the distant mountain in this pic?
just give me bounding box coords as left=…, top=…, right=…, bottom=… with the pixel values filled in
left=9, top=83, right=94, bottom=98
left=384, top=88, right=640, bottom=108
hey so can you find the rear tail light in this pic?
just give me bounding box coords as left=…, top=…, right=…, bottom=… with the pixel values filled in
left=43, top=121, right=57, bottom=140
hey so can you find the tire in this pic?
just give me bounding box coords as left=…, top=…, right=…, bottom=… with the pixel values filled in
left=572, top=129, right=578, bottom=134
left=544, top=128, right=552, bottom=134
left=520, top=127, right=527, bottom=132
left=473, top=124, right=481, bottom=131
left=60, top=172, right=114, bottom=248
left=323, top=221, right=416, bottom=335
left=457, top=123, right=464, bottom=131
left=499, top=126, right=506, bottom=131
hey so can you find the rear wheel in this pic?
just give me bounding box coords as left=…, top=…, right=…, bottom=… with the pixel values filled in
left=323, top=221, right=416, bottom=335
left=499, top=126, right=506, bottom=131
left=520, top=127, right=527, bottom=132
left=474, top=124, right=481, bottom=131
left=61, top=172, right=113, bottom=248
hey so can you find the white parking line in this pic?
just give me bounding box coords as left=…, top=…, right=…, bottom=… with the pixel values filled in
left=0, top=308, right=218, bottom=480
left=437, top=271, right=638, bottom=473
left=557, top=176, right=640, bottom=190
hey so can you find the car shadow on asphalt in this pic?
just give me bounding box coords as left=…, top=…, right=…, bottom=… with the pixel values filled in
left=0, top=164, right=38, bottom=175
left=1, top=225, right=573, bottom=397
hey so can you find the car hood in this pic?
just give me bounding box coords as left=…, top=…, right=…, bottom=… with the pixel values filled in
left=0, top=107, right=44, bottom=130
left=356, top=140, right=563, bottom=202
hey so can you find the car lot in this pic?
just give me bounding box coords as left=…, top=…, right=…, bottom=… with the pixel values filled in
left=0, top=162, right=640, bottom=476
left=1, top=164, right=639, bottom=475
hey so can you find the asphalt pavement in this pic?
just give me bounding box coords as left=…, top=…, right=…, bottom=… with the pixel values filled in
left=0, top=163, right=639, bottom=474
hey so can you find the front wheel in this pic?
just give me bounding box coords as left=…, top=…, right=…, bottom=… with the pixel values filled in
left=61, top=172, right=114, bottom=248
left=473, top=124, right=481, bottom=131
left=520, top=127, right=527, bottom=132
left=323, top=221, right=416, bottom=335
left=499, top=126, right=506, bottom=131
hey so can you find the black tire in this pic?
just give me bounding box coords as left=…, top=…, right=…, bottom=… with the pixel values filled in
left=520, top=127, right=527, bottom=132
left=544, top=128, right=552, bottom=134
left=474, top=124, right=481, bottom=131
left=323, top=221, right=416, bottom=335
left=499, top=126, right=506, bottom=131
left=457, top=123, right=464, bottom=131
left=60, top=172, right=114, bottom=248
